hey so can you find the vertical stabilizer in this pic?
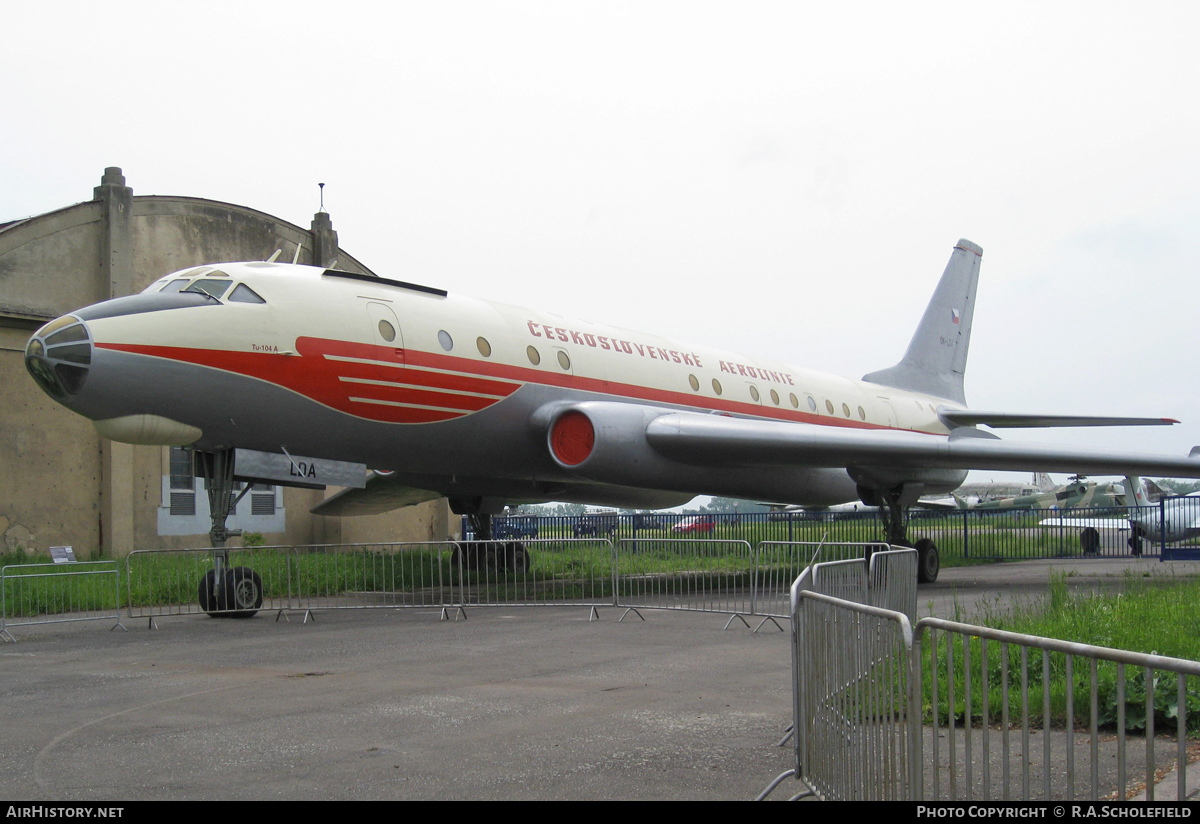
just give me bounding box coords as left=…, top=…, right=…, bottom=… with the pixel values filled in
left=862, top=239, right=982, bottom=404
left=1122, top=476, right=1150, bottom=508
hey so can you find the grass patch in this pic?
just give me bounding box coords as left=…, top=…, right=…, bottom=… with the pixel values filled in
left=924, top=572, right=1200, bottom=733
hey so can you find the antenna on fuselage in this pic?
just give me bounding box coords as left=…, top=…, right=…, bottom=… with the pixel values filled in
left=266, top=249, right=283, bottom=262
left=291, top=243, right=302, bottom=265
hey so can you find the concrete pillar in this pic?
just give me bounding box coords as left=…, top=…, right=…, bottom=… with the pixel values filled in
left=94, top=167, right=134, bottom=298
left=311, top=211, right=339, bottom=268
left=94, top=167, right=136, bottom=556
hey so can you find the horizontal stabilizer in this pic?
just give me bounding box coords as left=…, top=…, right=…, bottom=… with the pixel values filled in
left=310, top=474, right=443, bottom=517
left=937, top=408, right=1179, bottom=429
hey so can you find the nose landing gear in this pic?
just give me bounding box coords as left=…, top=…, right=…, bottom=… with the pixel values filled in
left=195, top=450, right=262, bottom=618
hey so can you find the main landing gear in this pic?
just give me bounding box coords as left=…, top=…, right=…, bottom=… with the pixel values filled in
left=864, top=486, right=941, bottom=584
left=196, top=450, right=263, bottom=618
left=454, top=509, right=529, bottom=573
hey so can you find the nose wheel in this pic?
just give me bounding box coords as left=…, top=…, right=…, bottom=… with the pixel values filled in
left=195, top=450, right=263, bottom=617
left=198, top=567, right=264, bottom=618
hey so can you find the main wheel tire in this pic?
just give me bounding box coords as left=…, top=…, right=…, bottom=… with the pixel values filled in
left=453, top=542, right=483, bottom=570
left=1128, top=535, right=1144, bottom=557
left=1080, top=527, right=1100, bottom=555
left=224, top=567, right=263, bottom=618
left=915, top=538, right=940, bottom=584
left=505, top=542, right=529, bottom=573
left=198, top=569, right=224, bottom=616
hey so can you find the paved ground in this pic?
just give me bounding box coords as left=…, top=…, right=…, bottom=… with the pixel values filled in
left=0, top=605, right=796, bottom=801
left=3, top=555, right=1200, bottom=801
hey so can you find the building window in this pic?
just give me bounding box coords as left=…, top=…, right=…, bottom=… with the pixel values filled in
left=168, top=446, right=195, bottom=516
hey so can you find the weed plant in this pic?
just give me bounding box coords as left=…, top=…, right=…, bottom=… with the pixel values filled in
left=923, top=572, right=1200, bottom=734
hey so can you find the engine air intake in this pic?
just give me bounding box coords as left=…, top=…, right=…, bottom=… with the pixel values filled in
left=550, top=410, right=595, bottom=466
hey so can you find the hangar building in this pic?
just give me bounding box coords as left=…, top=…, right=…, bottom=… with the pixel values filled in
left=0, top=168, right=452, bottom=558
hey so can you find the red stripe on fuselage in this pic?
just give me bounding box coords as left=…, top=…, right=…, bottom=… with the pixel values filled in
left=97, top=337, right=922, bottom=432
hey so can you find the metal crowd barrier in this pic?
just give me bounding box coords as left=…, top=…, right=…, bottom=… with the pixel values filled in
left=1, top=561, right=126, bottom=641
left=108, top=538, right=885, bottom=625
left=125, top=539, right=620, bottom=620
left=915, top=618, right=1200, bottom=801
left=406, top=537, right=615, bottom=610
left=125, top=545, right=295, bottom=619
left=768, top=547, right=1200, bottom=801
left=288, top=542, right=461, bottom=611
left=780, top=549, right=920, bottom=800
left=613, top=538, right=754, bottom=617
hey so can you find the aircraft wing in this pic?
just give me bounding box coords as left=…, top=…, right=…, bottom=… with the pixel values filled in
left=310, top=474, right=444, bottom=516
left=936, top=409, right=1179, bottom=429
left=547, top=404, right=1200, bottom=498
left=641, top=412, right=1200, bottom=477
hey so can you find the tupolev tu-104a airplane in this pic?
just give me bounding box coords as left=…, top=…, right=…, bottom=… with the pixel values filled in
left=23, top=238, right=1200, bottom=595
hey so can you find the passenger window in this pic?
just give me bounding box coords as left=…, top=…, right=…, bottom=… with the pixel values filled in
left=228, top=284, right=266, bottom=304
left=770, top=389, right=780, bottom=405
left=825, top=400, right=834, bottom=415
left=712, top=379, right=723, bottom=395
left=749, top=385, right=760, bottom=402
left=689, top=375, right=700, bottom=391
left=438, top=330, right=453, bottom=351
left=477, top=337, right=492, bottom=357
left=842, top=403, right=850, bottom=418
left=527, top=346, right=541, bottom=365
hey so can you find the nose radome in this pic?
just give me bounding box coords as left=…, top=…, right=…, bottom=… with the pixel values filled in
left=25, top=315, right=92, bottom=400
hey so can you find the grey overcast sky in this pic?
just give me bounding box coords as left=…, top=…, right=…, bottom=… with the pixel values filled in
left=3, top=1, right=1198, bottom=487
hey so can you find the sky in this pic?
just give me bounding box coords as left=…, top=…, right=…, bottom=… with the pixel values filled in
left=3, top=1, right=1198, bottom=489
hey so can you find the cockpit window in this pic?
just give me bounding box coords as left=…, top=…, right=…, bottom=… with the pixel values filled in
left=160, top=279, right=190, bottom=293
left=228, top=284, right=266, bottom=304
left=183, top=279, right=232, bottom=299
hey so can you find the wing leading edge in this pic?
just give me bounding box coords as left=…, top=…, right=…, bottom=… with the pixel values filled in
left=642, top=412, right=1200, bottom=478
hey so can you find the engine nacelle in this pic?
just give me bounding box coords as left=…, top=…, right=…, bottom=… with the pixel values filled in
left=536, top=401, right=858, bottom=505
left=543, top=401, right=682, bottom=486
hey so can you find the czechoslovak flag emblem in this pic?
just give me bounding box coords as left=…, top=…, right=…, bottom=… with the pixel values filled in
left=951, top=308, right=960, bottom=325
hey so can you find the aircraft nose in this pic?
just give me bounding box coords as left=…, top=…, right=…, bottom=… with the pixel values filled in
left=25, top=314, right=93, bottom=401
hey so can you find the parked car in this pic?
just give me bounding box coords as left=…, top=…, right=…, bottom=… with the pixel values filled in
left=573, top=513, right=619, bottom=537
left=492, top=516, right=540, bottom=540
left=671, top=515, right=714, bottom=534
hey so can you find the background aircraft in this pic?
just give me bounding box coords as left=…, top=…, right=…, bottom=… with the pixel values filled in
left=953, top=474, right=1159, bottom=510
left=1038, top=476, right=1198, bottom=555
left=23, top=239, right=1200, bottom=604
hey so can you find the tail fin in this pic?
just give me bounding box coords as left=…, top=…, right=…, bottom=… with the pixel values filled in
left=862, top=239, right=982, bottom=404
left=1035, top=472, right=1055, bottom=493
left=1122, top=476, right=1150, bottom=508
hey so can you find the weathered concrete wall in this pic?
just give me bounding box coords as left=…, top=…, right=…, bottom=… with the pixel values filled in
left=0, top=203, right=105, bottom=320
left=0, top=325, right=102, bottom=556
left=0, top=168, right=453, bottom=559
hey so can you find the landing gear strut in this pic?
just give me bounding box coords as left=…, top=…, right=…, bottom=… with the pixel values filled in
left=450, top=505, right=529, bottom=573
left=1128, top=526, right=1145, bottom=557
left=195, top=450, right=263, bottom=617
left=868, top=486, right=940, bottom=583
